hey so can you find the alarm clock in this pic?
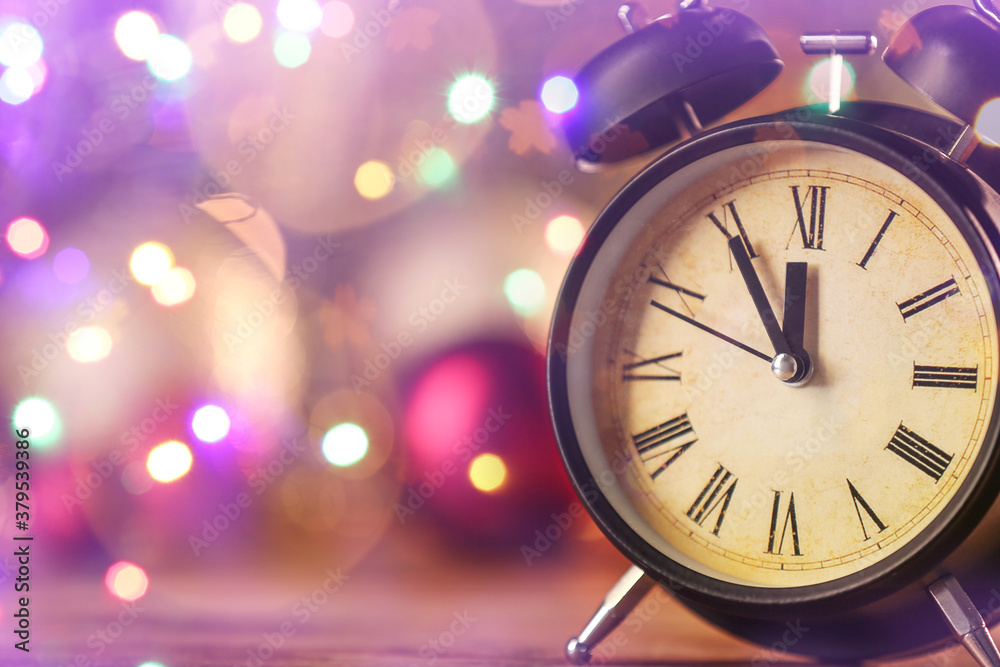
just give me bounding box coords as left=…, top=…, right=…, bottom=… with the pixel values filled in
left=547, top=1, right=1000, bottom=663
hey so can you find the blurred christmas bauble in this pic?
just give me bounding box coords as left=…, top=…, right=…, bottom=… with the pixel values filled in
left=400, top=338, right=576, bottom=545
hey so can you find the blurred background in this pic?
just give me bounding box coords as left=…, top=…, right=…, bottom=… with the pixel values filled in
left=0, top=0, right=997, bottom=665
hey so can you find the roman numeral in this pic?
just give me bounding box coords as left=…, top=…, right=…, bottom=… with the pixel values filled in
left=634, top=414, right=697, bottom=480
left=847, top=479, right=887, bottom=541
left=912, top=364, right=978, bottom=390
left=790, top=185, right=830, bottom=250
left=857, top=210, right=898, bottom=269
left=766, top=491, right=801, bottom=556
left=707, top=200, right=758, bottom=258
left=623, top=351, right=682, bottom=381
left=886, top=423, right=954, bottom=482
left=897, top=278, right=960, bottom=320
left=687, top=464, right=737, bottom=535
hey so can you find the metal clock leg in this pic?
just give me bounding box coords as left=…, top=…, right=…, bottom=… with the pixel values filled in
left=566, top=565, right=656, bottom=664
left=928, top=574, right=1000, bottom=667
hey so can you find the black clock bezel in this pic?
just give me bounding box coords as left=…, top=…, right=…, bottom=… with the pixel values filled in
left=547, top=104, right=1000, bottom=620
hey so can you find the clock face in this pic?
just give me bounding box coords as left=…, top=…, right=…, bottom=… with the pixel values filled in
left=552, top=122, right=1000, bottom=598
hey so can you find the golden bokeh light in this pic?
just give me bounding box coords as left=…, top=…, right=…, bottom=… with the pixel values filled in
left=469, top=453, right=506, bottom=493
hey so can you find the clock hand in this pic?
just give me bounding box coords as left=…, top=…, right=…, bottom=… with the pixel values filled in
left=782, top=262, right=809, bottom=352
left=650, top=300, right=772, bottom=363
left=728, top=235, right=793, bottom=357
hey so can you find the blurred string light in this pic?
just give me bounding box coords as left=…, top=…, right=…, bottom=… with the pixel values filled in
left=807, top=56, right=855, bottom=112
left=130, top=242, right=174, bottom=286
left=354, top=160, right=394, bottom=200
left=448, top=74, right=495, bottom=124
left=223, top=3, right=263, bottom=44
left=469, top=453, right=506, bottom=493
left=137, top=663, right=166, bottom=667
left=13, top=397, right=60, bottom=448
left=104, top=561, right=149, bottom=602
left=6, top=217, right=48, bottom=259
left=151, top=266, right=196, bottom=306
left=273, top=31, right=311, bottom=68
left=977, top=98, right=1000, bottom=146
left=277, top=0, right=323, bottom=33
left=540, top=75, right=578, bottom=114
left=321, top=1, right=354, bottom=37
left=545, top=214, right=584, bottom=255
left=0, top=63, right=45, bottom=105
left=147, top=34, right=192, bottom=82
left=321, top=422, right=368, bottom=467
left=503, top=268, right=545, bottom=316
left=67, top=326, right=113, bottom=363
left=415, top=147, right=455, bottom=187
left=191, top=404, right=230, bottom=443
left=53, top=247, right=90, bottom=284
left=147, top=441, right=193, bottom=483
left=114, top=11, right=160, bottom=61
left=0, top=21, right=43, bottom=68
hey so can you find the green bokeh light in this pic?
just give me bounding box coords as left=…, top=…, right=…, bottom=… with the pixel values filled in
left=448, top=74, right=494, bottom=124
left=503, top=269, right=546, bottom=316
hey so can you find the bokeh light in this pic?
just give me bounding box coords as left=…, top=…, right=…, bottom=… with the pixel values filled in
left=137, top=663, right=166, bottom=667
left=104, top=562, right=149, bottom=602
left=0, top=67, right=34, bottom=105
left=0, top=22, right=43, bottom=68
left=540, top=75, right=578, bottom=114
left=147, top=441, right=194, bottom=483
left=977, top=98, right=1000, bottom=146
left=321, top=422, right=369, bottom=467
left=545, top=214, right=585, bottom=255
left=114, top=11, right=160, bottom=61
left=807, top=56, right=855, bottom=108
left=321, top=1, right=355, bottom=37
left=6, top=217, right=49, bottom=259
left=469, top=453, right=506, bottom=492
left=448, top=74, right=495, bottom=124
left=147, top=34, right=193, bottom=82
left=67, top=326, right=113, bottom=364
left=191, top=405, right=231, bottom=443
left=354, top=160, right=395, bottom=200
left=277, top=0, right=324, bottom=33
left=223, top=3, right=263, bottom=44
left=130, top=242, right=174, bottom=286
left=415, top=147, right=455, bottom=188
left=13, top=397, right=58, bottom=442
left=151, top=266, right=196, bottom=306
left=273, top=31, right=312, bottom=68
left=503, top=268, right=545, bottom=316
left=53, top=247, right=90, bottom=284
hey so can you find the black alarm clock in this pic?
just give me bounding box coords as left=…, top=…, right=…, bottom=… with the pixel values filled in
left=547, top=1, right=1000, bottom=663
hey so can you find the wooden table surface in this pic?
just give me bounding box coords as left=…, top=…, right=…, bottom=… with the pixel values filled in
left=6, top=525, right=993, bottom=667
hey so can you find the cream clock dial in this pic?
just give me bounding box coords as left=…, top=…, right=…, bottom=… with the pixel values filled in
left=597, top=140, right=997, bottom=587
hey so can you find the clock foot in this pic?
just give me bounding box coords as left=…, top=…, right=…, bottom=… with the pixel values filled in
left=565, top=565, right=656, bottom=664
left=928, top=574, right=1000, bottom=667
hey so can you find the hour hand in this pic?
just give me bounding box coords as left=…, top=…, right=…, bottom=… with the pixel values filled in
left=728, top=236, right=792, bottom=357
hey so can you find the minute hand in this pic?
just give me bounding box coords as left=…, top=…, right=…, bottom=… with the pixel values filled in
left=728, top=236, right=792, bottom=357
